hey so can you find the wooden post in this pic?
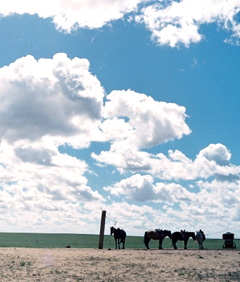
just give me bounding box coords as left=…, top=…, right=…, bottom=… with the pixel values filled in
left=98, top=210, right=106, bottom=249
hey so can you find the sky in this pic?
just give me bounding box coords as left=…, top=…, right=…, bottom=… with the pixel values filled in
left=0, top=0, right=240, bottom=239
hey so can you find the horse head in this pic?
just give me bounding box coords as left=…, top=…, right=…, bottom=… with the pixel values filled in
left=110, top=226, right=115, bottom=235
left=190, top=232, right=196, bottom=241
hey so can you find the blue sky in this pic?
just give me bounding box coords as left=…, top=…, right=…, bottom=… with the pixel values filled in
left=0, top=0, right=240, bottom=239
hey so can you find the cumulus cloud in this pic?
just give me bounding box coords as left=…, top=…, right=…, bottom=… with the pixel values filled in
left=101, top=90, right=191, bottom=149
left=93, top=143, right=240, bottom=181
left=0, top=141, right=104, bottom=203
left=0, top=139, right=104, bottom=233
left=1, top=0, right=240, bottom=47
left=136, top=0, right=240, bottom=47
left=104, top=173, right=193, bottom=203
left=104, top=201, right=173, bottom=233
left=0, top=53, right=104, bottom=147
left=0, top=53, right=106, bottom=233
left=197, top=143, right=231, bottom=166
left=0, top=0, right=148, bottom=32
left=1, top=0, right=240, bottom=48
left=0, top=52, right=194, bottom=234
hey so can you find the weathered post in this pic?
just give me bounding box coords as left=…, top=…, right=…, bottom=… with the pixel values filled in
left=98, top=210, right=106, bottom=249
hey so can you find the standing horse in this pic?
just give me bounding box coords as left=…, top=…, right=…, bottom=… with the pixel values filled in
left=196, top=230, right=206, bottom=250
left=110, top=226, right=126, bottom=249
left=172, top=231, right=196, bottom=249
left=144, top=229, right=172, bottom=249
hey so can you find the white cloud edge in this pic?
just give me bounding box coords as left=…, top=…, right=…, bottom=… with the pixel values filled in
left=1, top=0, right=240, bottom=47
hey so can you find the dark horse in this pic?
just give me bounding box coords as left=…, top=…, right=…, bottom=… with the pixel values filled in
left=172, top=231, right=196, bottom=249
left=110, top=226, right=126, bottom=249
left=144, top=229, right=172, bottom=249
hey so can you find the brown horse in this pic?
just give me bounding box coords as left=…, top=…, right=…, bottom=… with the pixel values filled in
left=144, top=229, right=172, bottom=249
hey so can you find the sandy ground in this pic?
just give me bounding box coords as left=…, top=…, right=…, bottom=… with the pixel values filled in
left=0, top=248, right=239, bottom=281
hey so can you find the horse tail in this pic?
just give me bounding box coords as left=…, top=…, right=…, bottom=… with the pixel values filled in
left=144, top=232, right=150, bottom=249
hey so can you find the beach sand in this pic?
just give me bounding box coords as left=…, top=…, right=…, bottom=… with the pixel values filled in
left=0, top=248, right=239, bottom=281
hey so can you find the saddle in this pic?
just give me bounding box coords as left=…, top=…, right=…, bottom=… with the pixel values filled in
left=181, top=230, right=186, bottom=240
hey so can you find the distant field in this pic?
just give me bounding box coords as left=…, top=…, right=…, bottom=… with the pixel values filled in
left=0, top=233, right=238, bottom=249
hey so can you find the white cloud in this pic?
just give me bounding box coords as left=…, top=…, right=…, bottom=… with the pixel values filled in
left=101, top=90, right=191, bottom=149
left=0, top=53, right=106, bottom=234
left=105, top=201, right=173, bottom=234
left=0, top=0, right=148, bottom=32
left=0, top=53, right=104, bottom=148
left=0, top=52, right=191, bottom=234
left=0, top=198, right=104, bottom=233
left=0, top=139, right=104, bottom=233
left=1, top=0, right=240, bottom=47
left=197, top=143, right=231, bottom=165
left=93, top=143, right=240, bottom=181
left=136, top=0, right=240, bottom=47
left=104, top=173, right=194, bottom=203
left=0, top=141, right=104, bottom=202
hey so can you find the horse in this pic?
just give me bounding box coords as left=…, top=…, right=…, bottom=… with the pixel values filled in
left=110, top=226, right=126, bottom=249
left=196, top=230, right=206, bottom=250
left=144, top=229, right=172, bottom=249
left=172, top=231, right=196, bottom=249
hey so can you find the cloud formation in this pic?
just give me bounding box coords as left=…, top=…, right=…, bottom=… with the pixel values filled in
left=0, top=53, right=104, bottom=147
left=0, top=53, right=192, bottom=231
left=104, top=173, right=193, bottom=203
left=0, top=0, right=147, bottom=32
left=0, top=53, right=106, bottom=229
left=93, top=142, right=240, bottom=181
left=1, top=0, right=240, bottom=47
left=102, top=90, right=191, bottom=149
left=136, top=0, right=240, bottom=47
left=0, top=53, right=239, bottom=235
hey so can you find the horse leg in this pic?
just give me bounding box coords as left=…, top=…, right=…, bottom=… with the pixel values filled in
left=115, top=238, right=117, bottom=249
left=158, top=239, right=163, bottom=249
left=184, top=240, right=187, bottom=249
left=173, top=241, right=177, bottom=250
left=118, top=239, right=120, bottom=249
left=172, top=239, right=177, bottom=249
left=123, top=240, right=125, bottom=249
